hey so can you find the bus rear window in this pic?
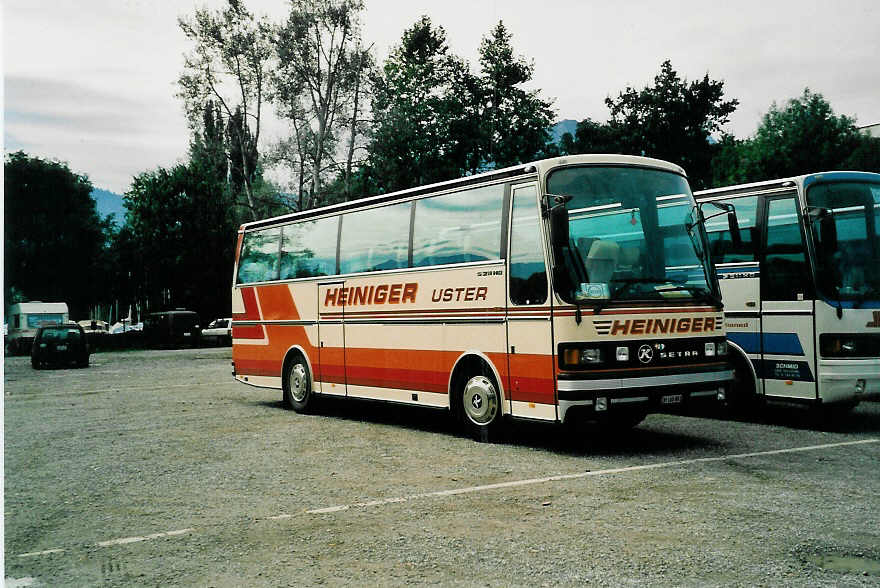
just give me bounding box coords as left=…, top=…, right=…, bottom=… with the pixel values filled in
left=238, top=228, right=281, bottom=284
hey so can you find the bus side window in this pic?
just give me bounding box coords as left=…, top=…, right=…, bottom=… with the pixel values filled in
left=509, top=185, right=547, bottom=305
left=279, top=216, right=339, bottom=279
left=705, top=196, right=759, bottom=263
left=763, top=197, right=810, bottom=300
left=340, top=201, right=411, bottom=274
left=412, top=184, right=504, bottom=267
left=237, top=228, right=281, bottom=284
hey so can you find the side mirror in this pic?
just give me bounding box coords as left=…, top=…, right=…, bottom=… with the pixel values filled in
left=545, top=194, right=572, bottom=249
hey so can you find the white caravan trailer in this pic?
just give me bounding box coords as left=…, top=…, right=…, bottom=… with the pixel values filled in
left=6, top=301, right=69, bottom=354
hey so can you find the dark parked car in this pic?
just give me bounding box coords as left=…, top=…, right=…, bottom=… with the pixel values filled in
left=31, top=323, right=90, bottom=369
left=143, top=310, right=201, bottom=348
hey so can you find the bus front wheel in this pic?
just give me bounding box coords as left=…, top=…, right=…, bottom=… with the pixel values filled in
left=460, top=372, right=503, bottom=442
left=727, top=351, right=761, bottom=417
left=283, top=354, right=313, bottom=413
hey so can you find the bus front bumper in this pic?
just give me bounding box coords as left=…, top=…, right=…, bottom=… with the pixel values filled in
left=818, top=359, right=880, bottom=404
left=557, top=370, right=734, bottom=423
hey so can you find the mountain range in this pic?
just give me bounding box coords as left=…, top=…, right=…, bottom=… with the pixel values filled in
left=91, top=188, right=125, bottom=225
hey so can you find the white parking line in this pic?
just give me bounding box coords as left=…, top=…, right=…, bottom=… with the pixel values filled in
left=15, top=438, right=879, bottom=558
left=96, top=528, right=194, bottom=547
left=305, top=438, right=879, bottom=515
left=17, top=549, right=66, bottom=558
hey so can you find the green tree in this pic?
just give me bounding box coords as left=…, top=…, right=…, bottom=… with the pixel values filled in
left=178, top=0, right=273, bottom=220
left=842, top=135, right=880, bottom=172
left=604, top=60, right=738, bottom=188
left=559, top=117, right=621, bottom=155
left=478, top=21, right=555, bottom=168
left=191, top=100, right=228, bottom=185
left=273, top=0, right=374, bottom=207
left=368, top=16, right=483, bottom=192
left=733, top=89, right=867, bottom=182
left=4, top=151, right=113, bottom=318
left=123, top=160, right=237, bottom=322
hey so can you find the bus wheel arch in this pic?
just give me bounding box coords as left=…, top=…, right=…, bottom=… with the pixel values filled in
left=282, top=346, right=316, bottom=413
left=726, top=340, right=760, bottom=414
left=449, top=352, right=505, bottom=442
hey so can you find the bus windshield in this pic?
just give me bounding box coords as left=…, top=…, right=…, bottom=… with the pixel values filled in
left=806, top=180, right=880, bottom=303
left=547, top=166, right=716, bottom=305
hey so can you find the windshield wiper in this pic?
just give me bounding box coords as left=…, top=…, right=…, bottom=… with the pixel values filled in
left=655, top=284, right=724, bottom=308
left=593, top=277, right=666, bottom=314
left=851, top=284, right=880, bottom=309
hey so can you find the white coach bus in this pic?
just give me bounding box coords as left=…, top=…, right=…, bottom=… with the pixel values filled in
left=231, top=155, right=732, bottom=440
left=696, top=171, right=880, bottom=414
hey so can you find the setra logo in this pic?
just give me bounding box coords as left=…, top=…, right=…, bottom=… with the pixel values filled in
left=637, top=344, right=654, bottom=364
left=867, top=311, right=880, bottom=328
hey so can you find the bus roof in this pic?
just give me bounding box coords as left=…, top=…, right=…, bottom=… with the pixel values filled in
left=695, top=170, right=880, bottom=199
left=241, top=154, right=687, bottom=233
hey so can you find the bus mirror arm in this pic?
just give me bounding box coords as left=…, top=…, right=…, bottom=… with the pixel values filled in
left=804, top=205, right=834, bottom=222
left=701, top=201, right=742, bottom=247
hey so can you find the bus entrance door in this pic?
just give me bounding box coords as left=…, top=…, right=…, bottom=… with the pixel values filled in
left=759, top=195, right=816, bottom=400
left=318, top=281, right=347, bottom=397
left=506, top=183, right=556, bottom=422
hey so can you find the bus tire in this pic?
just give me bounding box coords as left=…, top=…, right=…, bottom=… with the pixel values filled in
left=727, top=350, right=759, bottom=417
left=283, top=352, right=313, bottom=413
left=459, top=367, right=503, bottom=443
left=599, top=408, right=648, bottom=432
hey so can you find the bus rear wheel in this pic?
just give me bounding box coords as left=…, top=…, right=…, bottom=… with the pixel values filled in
left=283, top=354, right=313, bottom=413
left=460, top=372, right=502, bottom=442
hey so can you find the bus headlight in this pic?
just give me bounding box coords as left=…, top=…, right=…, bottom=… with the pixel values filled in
left=716, top=340, right=728, bottom=355
left=819, top=334, right=880, bottom=358
left=704, top=342, right=716, bottom=357
left=562, top=347, right=603, bottom=367
left=616, top=346, right=629, bottom=361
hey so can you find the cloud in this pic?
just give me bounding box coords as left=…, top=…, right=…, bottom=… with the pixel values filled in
left=4, top=76, right=189, bottom=192
left=6, top=76, right=163, bottom=135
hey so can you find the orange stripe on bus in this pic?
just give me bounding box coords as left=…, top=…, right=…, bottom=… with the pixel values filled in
left=258, top=283, right=301, bottom=321
left=233, top=287, right=261, bottom=321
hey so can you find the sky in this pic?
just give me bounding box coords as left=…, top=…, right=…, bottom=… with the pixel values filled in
left=4, top=0, right=880, bottom=194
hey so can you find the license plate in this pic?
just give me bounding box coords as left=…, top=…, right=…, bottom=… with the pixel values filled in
left=662, top=394, right=683, bottom=404
left=56, top=345, right=67, bottom=351
left=183, top=332, right=191, bottom=337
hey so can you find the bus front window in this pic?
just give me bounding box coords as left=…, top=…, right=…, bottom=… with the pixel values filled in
left=807, top=180, right=880, bottom=303
left=546, top=166, right=718, bottom=305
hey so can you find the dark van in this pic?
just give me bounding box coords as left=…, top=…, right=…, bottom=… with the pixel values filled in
left=143, top=310, right=201, bottom=348
left=31, top=323, right=90, bottom=368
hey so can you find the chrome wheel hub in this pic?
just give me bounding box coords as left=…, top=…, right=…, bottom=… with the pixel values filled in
left=462, top=375, right=497, bottom=425
left=290, top=363, right=307, bottom=402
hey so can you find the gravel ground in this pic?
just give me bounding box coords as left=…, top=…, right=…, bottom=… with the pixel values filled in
left=4, top=347, right=880, bottom=586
